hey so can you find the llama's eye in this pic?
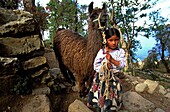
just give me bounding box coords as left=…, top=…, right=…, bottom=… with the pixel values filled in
left=90, top=12, right=98, bottom=17
left=103, top=14, right=108, bottom=19
left=92, top=14, right=98, bottom=19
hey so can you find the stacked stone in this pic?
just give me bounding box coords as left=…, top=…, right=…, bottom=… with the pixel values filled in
left=0, top=8, right=51, bottom=94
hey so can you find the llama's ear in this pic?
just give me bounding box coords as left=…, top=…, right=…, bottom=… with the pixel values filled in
left=102, top=2, right=106, bottom=11
left=88, top=2, right=93, bottom=14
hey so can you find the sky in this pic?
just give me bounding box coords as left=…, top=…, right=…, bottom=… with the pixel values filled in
left=36, top=0, right=170, bottom=60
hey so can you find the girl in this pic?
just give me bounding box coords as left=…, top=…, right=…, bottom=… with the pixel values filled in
left=87, top=27, right=126, bottom=112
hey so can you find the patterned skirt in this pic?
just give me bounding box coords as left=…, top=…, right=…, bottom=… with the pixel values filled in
left=87, top=72, right=123, bottom=112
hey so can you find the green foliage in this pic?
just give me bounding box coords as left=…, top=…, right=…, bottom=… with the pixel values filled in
left=33, top=0, right=169, bottom=72
left=52, top=84, right=62, bottom=94
left=143, top=47, right=159, bottom=70
left=149, top=11, right=170, bottom=72
left=11, top=76, right=32, bottom=95
left=0, top=0, right=20, bottom=9
left=33, top=2, right=49, bottom=32
left=131, top=38, right=142, bottom=60
left=43, top=39, right=53, bottom=49
left=106, top=0, right=157, bottom=65
left=47, top=0, right=88, bottom=40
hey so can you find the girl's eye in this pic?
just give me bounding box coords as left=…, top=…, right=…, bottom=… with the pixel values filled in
left=108, top=39, right=112, bottom=41
left=109, top=39, right=119, bottom=42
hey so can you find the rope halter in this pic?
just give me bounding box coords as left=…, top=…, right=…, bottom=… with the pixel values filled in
left=92, top=12, right=107, bottom=45
left=102, top=31, right=106, bottom=45
left=92, top=12, right=105, bottom=30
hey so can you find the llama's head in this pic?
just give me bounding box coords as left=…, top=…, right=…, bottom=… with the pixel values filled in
left=88, top=2, right=108, bottom=30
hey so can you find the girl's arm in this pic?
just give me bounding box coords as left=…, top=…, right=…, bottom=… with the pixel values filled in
left=106, top=49, right=126, bottom=68
left=118, top=49, right=126, bottom=68
left=106, top=52, right=120, bottom=68
left=93, top=49, right=105, bottom=72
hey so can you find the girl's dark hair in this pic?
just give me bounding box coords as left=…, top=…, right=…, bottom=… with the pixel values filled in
left=105, top=27, right=120, bottom=39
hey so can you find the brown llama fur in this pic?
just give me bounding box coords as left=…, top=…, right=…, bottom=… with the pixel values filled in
left=53, top=2, right=107, bottom=96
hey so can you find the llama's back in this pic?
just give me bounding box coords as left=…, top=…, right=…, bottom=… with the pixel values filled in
left=53, top=29, right=87, bottom=75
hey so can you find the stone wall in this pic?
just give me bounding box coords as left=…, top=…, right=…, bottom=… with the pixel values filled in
left=0, top=8, right=50, bottom=95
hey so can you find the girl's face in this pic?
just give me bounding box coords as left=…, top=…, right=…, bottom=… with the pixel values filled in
left=106, top=35, right=119, bottom=50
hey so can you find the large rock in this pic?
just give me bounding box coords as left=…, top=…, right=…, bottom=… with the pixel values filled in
left=0, top=75, right=16, bottom=94
left=0, top=57, right=19, bottom=94
left=31, top=67, right=49, bottom=78
left=144, top=79, right=159, bottom=94
left=22, top=56, right=47, bottom=70
left=0, top=8, right=33, bottom=25
left=135, top=83, right=148, bottom=93
left=164, top=92, right=170, bottom=99
left=153, top=108, right=165, bottom=112
left=0, top=8, right=34, bottom=36
left=32, top=87, right=51, bottom=95
left=68, top=99, right=92, bottom=112
left=0, top=35, right=42, bottom=56
left=158, top=85, right=167, bottom=95
left=123, top=91, right=155, bottom=112
left=21, top=95, right=51, bottom=112
left=0, top=7, right=51, bottom=97
left=0, top=57, right=18, bottom=75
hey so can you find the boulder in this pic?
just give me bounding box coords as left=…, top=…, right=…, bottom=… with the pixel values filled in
left=135, top=83, right=148, bottom=93
left=123, top=91, right=155, bottom=112
left=153, top=108, right=165, bottom=112
left=68, top=99, right=92, bottom=112
left=22, top=56, right=47, bottom=70
left=21, top=95, right=51, bottom=112
left=0, top=35, right=42, bottom=57
left=0, top=7, right=51, bottom=96
left=0, top=8, right=34, bottom=37
left=0, top=75, right=16, bottom=94
left=32, top=87, right=51, bottom=95
left=144, top=79, right=159, bottom=94
left=0, top=57, right=18, bottom=75
left=158, top=85, right=167, bottom=95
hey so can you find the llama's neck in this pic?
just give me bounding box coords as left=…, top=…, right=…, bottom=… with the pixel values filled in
left=85, top=21, right=103, bottom=63
left=87, top=21, right=103, bottom=51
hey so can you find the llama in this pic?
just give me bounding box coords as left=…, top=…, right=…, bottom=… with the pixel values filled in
left=53, top=2, right=108, bottom=97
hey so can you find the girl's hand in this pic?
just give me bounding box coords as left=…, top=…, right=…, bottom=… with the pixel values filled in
left=105, top=52, right=112, bottom=62
left=105, top=51, right=120, bottom=67
left=107, top=62, right=112, bottom=69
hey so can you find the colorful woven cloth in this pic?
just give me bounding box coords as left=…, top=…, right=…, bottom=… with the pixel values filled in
left=88, top=62, right=123, bottom=112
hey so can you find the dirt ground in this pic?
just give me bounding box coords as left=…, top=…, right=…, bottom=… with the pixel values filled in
left=0, top=48, right=169, bottom=112
left=44, top=48, right=88, bottom=112
left=44, top=49, right=170, bottom=112
left=44, top=48, right=133, bottom=112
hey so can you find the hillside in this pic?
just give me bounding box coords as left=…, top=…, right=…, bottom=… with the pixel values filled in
left=0, top=48, right=170, bottom=112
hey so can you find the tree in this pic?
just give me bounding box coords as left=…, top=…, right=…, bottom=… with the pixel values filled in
left=23, top=0, right=35, bottom=13
left=47, top=0, right=88, bottom=40
left=106, top=0, right=158, bottom=70
left=34, top=3, right=49, bottom=35
left=143, top=47, right=159, bottom=70
left=149, top=11, right=170, bottom=73
left=0, top=0, right=49, bottom=34
left=0, top=0, right=20, bottom=9
left=23, top=0, right=49, bottom=39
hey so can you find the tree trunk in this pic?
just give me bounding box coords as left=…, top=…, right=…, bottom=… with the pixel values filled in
left=160, top=39, right=170, bottom=73
left=125, top=50, right=129, bottom=71
left=119, top=32, right=129, bottom=71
